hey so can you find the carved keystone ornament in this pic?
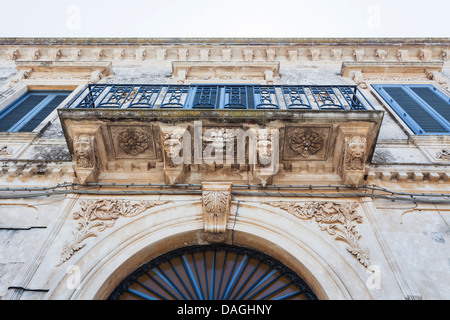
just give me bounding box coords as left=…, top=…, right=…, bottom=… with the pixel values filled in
left=202, top=182, right=232, bottom=243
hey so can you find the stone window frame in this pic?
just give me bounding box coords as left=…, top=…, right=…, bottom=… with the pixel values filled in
left=0, top=61, right=113, bottom=138
left=341, top=61, right=450, bottom=138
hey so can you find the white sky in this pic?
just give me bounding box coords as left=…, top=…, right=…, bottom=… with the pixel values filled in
left=0, top=0, right=449, bottom=38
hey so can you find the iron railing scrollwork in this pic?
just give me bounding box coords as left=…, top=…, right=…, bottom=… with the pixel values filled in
left=66, top=84, right=374, bottom=111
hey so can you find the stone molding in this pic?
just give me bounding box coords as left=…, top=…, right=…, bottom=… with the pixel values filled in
left=172, top=61, right=280, bottom=83
left=340, top=61, right=445, bottom=87
left=2, top=40, right=449, bottom=65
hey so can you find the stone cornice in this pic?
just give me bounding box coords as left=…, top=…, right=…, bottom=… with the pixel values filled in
left=1, top=37, right=450, bottom=46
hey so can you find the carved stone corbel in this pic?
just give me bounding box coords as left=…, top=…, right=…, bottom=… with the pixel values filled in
left=73, top=132, right=101, bottom=185
left=93, top=49, right=103, bottom=61
left=398, top=49, right=409, bottom=62
left=426, top=70, right=448, bottom=89
left=353, top=49, right=365, bottom=62
left=202, top=182, right=232, bottom=243
left=350, top=70, right=368, bottom=89
left=221, top=49, right=232, bottom=62
left=200, top=49, right=210, bottom=61
left=136, top=48, right=146, bottom=61
left=178, top=48, right=188, bottom=61
left=266, top=49, right=276, bottom=62
left=243, top=49, right=253, bottom=62
left=375, top=49, right=387, bottom=62
left=49, top=49, right=62, bottom=61
left=160, top=126, right=190, bottom=185
left=287, top=50, right=298, bottom=61
left=157, top=49, right=167, bottom=61
left=308, top=49, right=321, bottom=61
left=113, top=49, right=125, bottom=61
left=331, top=49, right=342, bottom=61
left=341, top=134, right=368, bottom=185
left=251, top=127, right=279, bottom=187
left=7, top=49, right=19, bottom=61
left=420, top=49, right=432, bottom=62
left=31, top=49, right=40, bottom=61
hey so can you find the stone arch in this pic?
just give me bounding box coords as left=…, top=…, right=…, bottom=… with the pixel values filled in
left=46, top=200, right=372, bottom=300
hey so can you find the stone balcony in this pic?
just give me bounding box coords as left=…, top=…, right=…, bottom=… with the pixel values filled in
left=58, top=83, right=383, bottom=187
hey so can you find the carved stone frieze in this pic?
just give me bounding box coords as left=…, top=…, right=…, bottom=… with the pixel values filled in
left=58, top=199, right=170, bottom=265
left=283, top=126, right=331, bottom=161
left=264, top=201, right=371, bottom=268
left=202, top=182, right=232, bottom=242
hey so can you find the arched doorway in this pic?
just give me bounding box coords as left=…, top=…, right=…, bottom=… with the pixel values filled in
left=108, top=244, right=317, bottom=300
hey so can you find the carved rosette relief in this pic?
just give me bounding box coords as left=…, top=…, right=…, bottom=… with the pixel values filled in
left=58, top=199, right=170, bottom=265
left=344, top=135, right=367, bottom=171
left=202, top=182, right=232, bottom=243
left=264, top=201, right=371, bottom=268
left=290, top=129, right=323, bottom=157
left=283, top=126, right=330, bottom=161
left=118, top=128, right=149, bottom=156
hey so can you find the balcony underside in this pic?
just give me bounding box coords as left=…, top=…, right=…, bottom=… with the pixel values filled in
left=59, top=107, right=383, bottom=187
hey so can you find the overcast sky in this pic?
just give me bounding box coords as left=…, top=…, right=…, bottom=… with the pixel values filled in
left=1, top=0, right=449, bottom=38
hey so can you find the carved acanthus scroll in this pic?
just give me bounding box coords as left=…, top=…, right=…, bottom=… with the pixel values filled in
left=264, top=201, right=371, bottom=268
left=58, top=199, right=169, bottom=265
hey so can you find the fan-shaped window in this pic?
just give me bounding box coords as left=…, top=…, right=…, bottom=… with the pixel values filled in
left=108, top=245, right=317, bottom=300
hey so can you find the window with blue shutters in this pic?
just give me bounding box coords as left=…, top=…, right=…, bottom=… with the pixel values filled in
left=373, top=84, right=450, bottom=135
left=0, top=90, right=71, bottom=132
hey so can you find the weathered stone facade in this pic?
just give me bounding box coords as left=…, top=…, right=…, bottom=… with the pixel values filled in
left=0, top=38, right=449, bottom=300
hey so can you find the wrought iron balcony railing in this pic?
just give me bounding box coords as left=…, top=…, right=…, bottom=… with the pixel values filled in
left=65, top=84, right=375, bottom=111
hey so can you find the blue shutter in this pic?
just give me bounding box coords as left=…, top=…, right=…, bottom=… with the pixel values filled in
left=409, top=86, right=450, bottom=123
left=373, top=84, right=450, bottom=135
left=0, top=91, right=71, bottom=132
left=0, top=95, right=47, bottom=131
